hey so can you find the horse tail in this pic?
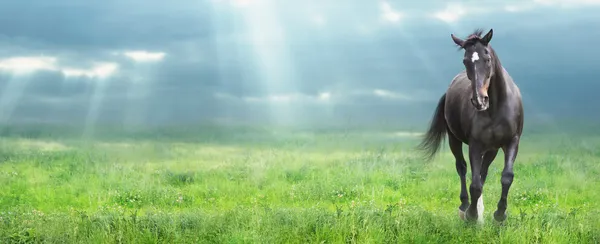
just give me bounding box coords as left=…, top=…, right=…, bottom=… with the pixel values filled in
left=417, top=93, right=447, bottom=162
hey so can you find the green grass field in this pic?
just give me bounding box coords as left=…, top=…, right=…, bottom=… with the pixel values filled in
left=0, top=127, right=599, bottom=243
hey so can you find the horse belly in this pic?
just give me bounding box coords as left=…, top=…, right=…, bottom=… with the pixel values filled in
left=445, top=111, right=469, bottom=143
left=447, top=120, right=467, bottom=142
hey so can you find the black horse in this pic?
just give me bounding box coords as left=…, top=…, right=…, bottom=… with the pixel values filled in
left=418, top=29, right=524, bottom=224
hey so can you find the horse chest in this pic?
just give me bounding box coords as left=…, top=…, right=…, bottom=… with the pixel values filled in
left=471, top=119, right=513, bottom=146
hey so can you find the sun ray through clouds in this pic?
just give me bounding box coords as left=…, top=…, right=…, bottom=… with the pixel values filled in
left=379, top=1, right=448, bottom=90
left=0, top=56, right=58, bottom=125
left=207, top=0, right=249, bottom=124
left=0, top=74, right=32, bottom=125
left=304, top=6, right=337, bottom=125
left=121, top=51, right=166, bottom=130
left=338, top=1, right=441, bottom=113
left=81, top=62, right=119, bottom=139
left=229, top=0, right=302, bottom=126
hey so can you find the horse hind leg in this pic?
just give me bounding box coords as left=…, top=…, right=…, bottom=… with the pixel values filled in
left=448, top=133, right=469, bottom=220
left=481, top=150, right=499, bottom=186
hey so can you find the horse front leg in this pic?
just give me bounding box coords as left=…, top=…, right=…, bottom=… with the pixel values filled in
left=466, top=143, right=485, bottom=224
left=494, top=136, right=519, bottom=222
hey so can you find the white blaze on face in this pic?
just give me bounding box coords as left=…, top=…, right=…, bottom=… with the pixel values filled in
left=471, top=51, right=480, bottom=63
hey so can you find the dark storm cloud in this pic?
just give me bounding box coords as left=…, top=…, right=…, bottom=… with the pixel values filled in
left=1, top=0, right=600, bottom=127
left=0, top=0, right=215, bottom=50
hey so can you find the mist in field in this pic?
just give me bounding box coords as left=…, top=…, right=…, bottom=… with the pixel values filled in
left=0, top=0, right=599, bottom=135
left=2, top=2, right=600, bottom=242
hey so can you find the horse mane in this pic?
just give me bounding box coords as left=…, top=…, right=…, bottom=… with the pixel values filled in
left=454, top=28, right=486, bottom=50
left=465, top=29, right=485, bottom=42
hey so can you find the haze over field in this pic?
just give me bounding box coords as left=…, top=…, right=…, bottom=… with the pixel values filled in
left=2, top=2, right=600, bottom=242
left=0, top=0, right=599, bottom=130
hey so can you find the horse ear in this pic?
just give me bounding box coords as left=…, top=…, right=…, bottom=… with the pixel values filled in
left=482, top=29, right=493, bottom=45
left=451, top=34, right=465, bottom=48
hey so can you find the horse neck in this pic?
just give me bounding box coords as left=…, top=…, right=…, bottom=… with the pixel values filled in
left=488, top=47, right=508, bottom=113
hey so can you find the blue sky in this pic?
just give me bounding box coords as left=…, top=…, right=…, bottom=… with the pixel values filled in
left=0, top=0, right=599, bottom=128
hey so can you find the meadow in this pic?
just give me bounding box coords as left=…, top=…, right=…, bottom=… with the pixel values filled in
left=0, top=124, right=599, bottom=243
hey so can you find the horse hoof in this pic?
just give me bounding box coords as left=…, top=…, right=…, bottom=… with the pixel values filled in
left=465, top=211, right=478, bottom=222
left=463, top=210, right=485, bottom=225
left=494, top=210, right=507, bottom=222
left=458, top=209, right=466, bottom=221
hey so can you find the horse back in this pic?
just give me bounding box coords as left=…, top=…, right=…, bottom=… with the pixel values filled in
left=443, top=71, right=474, bottom=143
left=500, top=68, right=525, bottom=136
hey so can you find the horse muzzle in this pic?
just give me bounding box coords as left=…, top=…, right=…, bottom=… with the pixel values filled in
left=471, top=96, right=489, bottom=111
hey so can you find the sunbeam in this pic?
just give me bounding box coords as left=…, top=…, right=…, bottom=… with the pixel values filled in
left=208, top=0, right=247, bottom=124
left=122, top=72, right=147, bottom=130
left=82, top=63, right=118, bottom=139
left=352, top=2, right=442, bottom=97
left=232, top=0, right=301, bottom=125
left=122, top=51, right=165, bottom=130
left=394, top=26, right=446, bottom=88
left=0, top=56, right=58, bottom=125
left=0, top=74, right=32, bottom=125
